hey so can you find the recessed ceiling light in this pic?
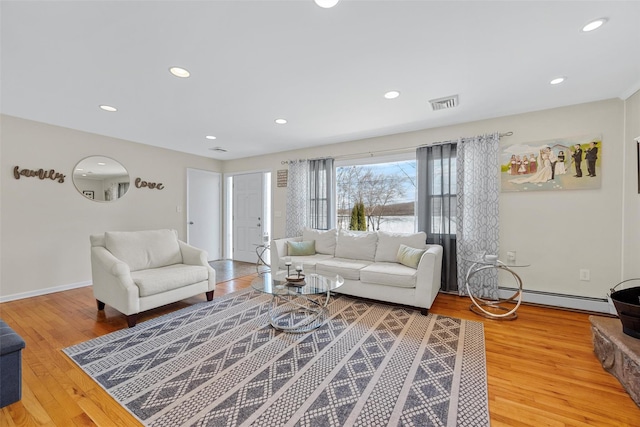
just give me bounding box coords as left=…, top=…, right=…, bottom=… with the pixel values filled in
left=550, top=77, right=566, bottom=85
left=582, top=18, right=607, bottom=32
left=99, top=105, right=117, bottom=112
left=275, top=118, right=288, bottom=124
left=97, top=162, right=106, bottom=166
left=384, top=91, right=400, bottom=99
left=169, top=66, right=190, bottom=78
left=205, top=135, right=217, bottom=140
left=314, top=0, right=339, bottom=8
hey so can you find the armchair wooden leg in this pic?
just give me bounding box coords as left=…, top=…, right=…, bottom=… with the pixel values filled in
left=420, top=308, right=429, bottom=315
left=97, top=300, right=105, bottom=310
left=206, top=291, right=214, bottom=301
left=126, top=314, right=138, bottom=328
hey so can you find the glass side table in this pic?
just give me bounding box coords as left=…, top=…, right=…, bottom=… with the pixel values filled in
left=462, top=256, right=530, bottom=320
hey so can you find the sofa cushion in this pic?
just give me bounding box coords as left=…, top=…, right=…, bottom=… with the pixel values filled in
left=287, top=240, right=316, bottom=256
left=360, top=262, right=418, bottom=288
left=105, top=229, right=182, bottom=272
left=278, top=254, right=333, bottom=273
left=334, top=230, right=378, bottom=261
left=131, top=264, right=209, bottom=297
left=374, top=231, right=427, bottom=263
left=316, top=257, right=371, bottom=281
left=397, top=244, right=426, bottom=269
left=302, top=228, right=337, bottom=255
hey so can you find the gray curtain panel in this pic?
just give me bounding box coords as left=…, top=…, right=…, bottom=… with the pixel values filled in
left=285, top=160, right=308, bottom=237
left=456, top=132, right=500, bottom=299
left=308, top=158, right=335, bottom=230
left=417, top=143, right=458, bottom=293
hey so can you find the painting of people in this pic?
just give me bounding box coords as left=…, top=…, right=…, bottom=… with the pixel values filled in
left=500, top=134, right=602, bottom=192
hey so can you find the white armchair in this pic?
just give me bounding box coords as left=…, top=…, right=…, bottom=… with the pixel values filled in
left=90, top=229, right=216, bottom=327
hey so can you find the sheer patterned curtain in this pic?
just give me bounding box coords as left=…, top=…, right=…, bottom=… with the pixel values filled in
left=308, top=158, right=335, bottom=230
left=416, top=143, right=458, bottom=292
left=456, top=132, right=500, bottom=298
left=285, top=160, right=308, bottom=237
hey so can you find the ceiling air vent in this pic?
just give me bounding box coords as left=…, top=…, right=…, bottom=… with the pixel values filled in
left=429, top=95, right=458, bottom=111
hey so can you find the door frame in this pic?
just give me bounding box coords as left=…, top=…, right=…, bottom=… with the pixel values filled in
left=223, top=169, right=271, bottom=260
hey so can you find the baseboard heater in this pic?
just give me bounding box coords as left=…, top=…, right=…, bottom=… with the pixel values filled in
left=498, top=286, right=614, bottom=315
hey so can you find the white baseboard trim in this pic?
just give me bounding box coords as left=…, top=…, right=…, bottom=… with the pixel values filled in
left=0, top=280, right=92, bottom=303
left=499, top=287, right=615, bottom=315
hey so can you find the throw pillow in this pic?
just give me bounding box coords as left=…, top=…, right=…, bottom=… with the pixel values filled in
left=396, top=244, right=426, bottom=269
left=287, top=240, right=316, bottom=256
left=374, top=231, right=427, bottom=263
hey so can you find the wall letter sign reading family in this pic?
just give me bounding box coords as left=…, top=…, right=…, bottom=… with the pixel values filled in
left=134, top=177, right=164, bottom=190
left=13, top=166, right=66, bottom=183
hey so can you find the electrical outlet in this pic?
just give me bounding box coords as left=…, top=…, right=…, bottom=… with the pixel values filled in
left=579, top=269, right=590, bottom=281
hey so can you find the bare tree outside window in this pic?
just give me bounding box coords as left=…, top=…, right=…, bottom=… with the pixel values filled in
left=337, top=160, right=416, bottom=232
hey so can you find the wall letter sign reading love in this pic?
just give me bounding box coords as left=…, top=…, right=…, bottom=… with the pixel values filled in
left=134, top=177, right=164, bottom=190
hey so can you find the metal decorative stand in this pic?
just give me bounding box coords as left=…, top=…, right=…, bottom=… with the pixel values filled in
left=268, top=290, right=328, bottom=333
left=251, top=272, right=344, bottom=333
left=464, top=257, right=530, bottom=320
left=255, top=243, right=270, bottom=275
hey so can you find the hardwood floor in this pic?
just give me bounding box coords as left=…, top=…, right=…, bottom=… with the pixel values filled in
left=1, top=275, right=638, bottom=426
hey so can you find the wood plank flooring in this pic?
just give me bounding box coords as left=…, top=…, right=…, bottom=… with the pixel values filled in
left=1, top=274, right=639, bottom=426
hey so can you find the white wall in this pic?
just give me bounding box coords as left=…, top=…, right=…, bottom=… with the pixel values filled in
left=623, top=90, right=640, bottom=280
left=225, top=98, right=628, bottom=301
left=2, top=97, right=634, bottom=305
left=0, top=115, right=221, bottom=300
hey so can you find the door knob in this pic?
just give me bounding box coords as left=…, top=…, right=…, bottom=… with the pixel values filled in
left=188, top=221, right=194, bottom=225
left=257, top=223, right=261, bottom=227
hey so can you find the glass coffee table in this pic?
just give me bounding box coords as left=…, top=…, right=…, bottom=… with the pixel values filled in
left=251, top=270, right=344, bottom=333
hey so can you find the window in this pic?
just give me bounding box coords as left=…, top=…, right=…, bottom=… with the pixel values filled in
left=427, top=152, right=457, bottom=235
left=336, top=157, right=416, bottom=232
left=308, top=158, right=334, bottom=230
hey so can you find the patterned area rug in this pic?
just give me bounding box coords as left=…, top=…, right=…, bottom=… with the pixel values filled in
left=63, top=289, right=489, bottom=426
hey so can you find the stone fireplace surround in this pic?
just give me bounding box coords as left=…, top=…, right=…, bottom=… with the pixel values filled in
left=590, top=316, right=640, bottom=407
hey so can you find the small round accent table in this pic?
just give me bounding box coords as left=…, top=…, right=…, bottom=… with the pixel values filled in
left=251, top=271, right=344, bottom=333
left=463, top=257, right=530, bottom=320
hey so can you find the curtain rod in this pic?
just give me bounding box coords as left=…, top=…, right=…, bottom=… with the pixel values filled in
left=419, top=131, right=513, bottom=149
left=280, top=131, right=513, bottom=164
left=334, top=131, right=513, bottom=162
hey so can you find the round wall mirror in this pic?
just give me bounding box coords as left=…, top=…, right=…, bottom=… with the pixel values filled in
left=73, top=156, right=130, bottom=202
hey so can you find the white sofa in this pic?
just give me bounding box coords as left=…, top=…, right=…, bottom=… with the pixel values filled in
left=271, top=229, right=443, bottom=314
left=90, top=229, right=216, bottom=327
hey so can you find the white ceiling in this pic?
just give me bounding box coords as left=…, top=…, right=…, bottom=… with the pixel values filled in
left=2, top=1, right=639, bottom=160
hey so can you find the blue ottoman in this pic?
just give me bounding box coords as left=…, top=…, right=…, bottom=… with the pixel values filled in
left=0, top=319, right=26, bottom=408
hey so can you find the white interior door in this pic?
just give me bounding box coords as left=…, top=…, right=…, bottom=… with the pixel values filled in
left=187, top=168, right=221, bottom=261
left=233, top=173, right=263, bottom=263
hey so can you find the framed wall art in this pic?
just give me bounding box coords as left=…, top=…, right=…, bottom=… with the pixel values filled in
left=500, top=133, right=602, bottom=193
